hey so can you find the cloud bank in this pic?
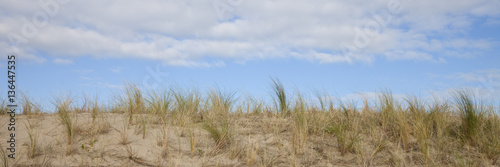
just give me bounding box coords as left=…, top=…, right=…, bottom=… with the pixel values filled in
left=1, top=0, right=498, bottom=66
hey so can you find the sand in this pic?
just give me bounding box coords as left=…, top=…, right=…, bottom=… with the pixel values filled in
left=0, top=112, right=371, bottom=167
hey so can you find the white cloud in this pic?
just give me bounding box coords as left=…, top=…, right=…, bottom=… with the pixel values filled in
left=447, top=69, right=500, bottom=100
left=110, top=67, right=122, bottom=73
left=0, top=0, right=498, bottom=66
left=53, top=58, right=73, bottom=64
left=428, top=86, right=500, bottom=103
left=450, top=69, right=500, bottom=82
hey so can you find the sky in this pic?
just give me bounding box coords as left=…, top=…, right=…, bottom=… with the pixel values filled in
left=1, top=0, right=500, bottom=111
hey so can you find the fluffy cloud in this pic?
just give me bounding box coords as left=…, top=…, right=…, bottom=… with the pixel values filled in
left=0, top=0, right=498, bottom=66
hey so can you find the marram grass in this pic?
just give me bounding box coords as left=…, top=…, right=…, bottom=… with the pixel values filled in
left=2, top=82, right=500, bottom=166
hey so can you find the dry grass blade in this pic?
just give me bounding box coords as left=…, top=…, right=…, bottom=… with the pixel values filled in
left=0, top=144, right=9, bottom=167
left=24, top=119, right=41, bottom=159
left=291, top=93, right=308, bottom=155
left=118, top=120, right=131, bottom=145
left=20, top=92, right=42, bottom=115
left=125, top=145, right=155, bottom=167
left=0, top=98, right=7, bottom=115
left=188, top=125, right=197, bottom=157
left=139, top=114, right=148, bottom=139
left=123, top=82, right=144, bottom=124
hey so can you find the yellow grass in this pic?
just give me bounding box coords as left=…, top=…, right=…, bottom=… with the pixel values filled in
left=1, top=85, right=499, bottom=166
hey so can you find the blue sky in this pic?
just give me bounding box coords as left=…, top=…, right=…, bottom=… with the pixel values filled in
left=1, top=0, right=500, bottom=111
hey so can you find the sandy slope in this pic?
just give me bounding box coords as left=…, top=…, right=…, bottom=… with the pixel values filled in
left=0, top=113, right=364, bottom=167
left=1, top=112, right=498, bottom=167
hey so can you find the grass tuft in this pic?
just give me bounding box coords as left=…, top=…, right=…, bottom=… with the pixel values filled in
left=51, top=93, right=75, bottom=155
left=202, top=120, right=232, bottom=154
left=406, top=96, right=432, bottom=163
left=326, top=100, right=359, bottom=156
left=146, top=89, right=171, bottom=124
left=452, top=89, right=484, bottom=145
left=24, top=119, right=42, bottom=159
left=207, top=87, right=236, bottom=117
left=271, top=78, right=288, bottom=117
left=188, top=125, right=197, bottom=157
left=478, top=107, right=500, bottom=165
left=5, top=83, right=500, bottom=166
left=122, top=83, right=144, bottom=124
left=21, top=92, right=42, bottom=115
left=379, top=89, right=397, bottom=134
left=291, top=93, right=308, bottom=155
left=171, top=87, right=201, bottom=126
left=0, top=98, right=7, bottom=115
left=118, top=120, right=131, bottom=145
